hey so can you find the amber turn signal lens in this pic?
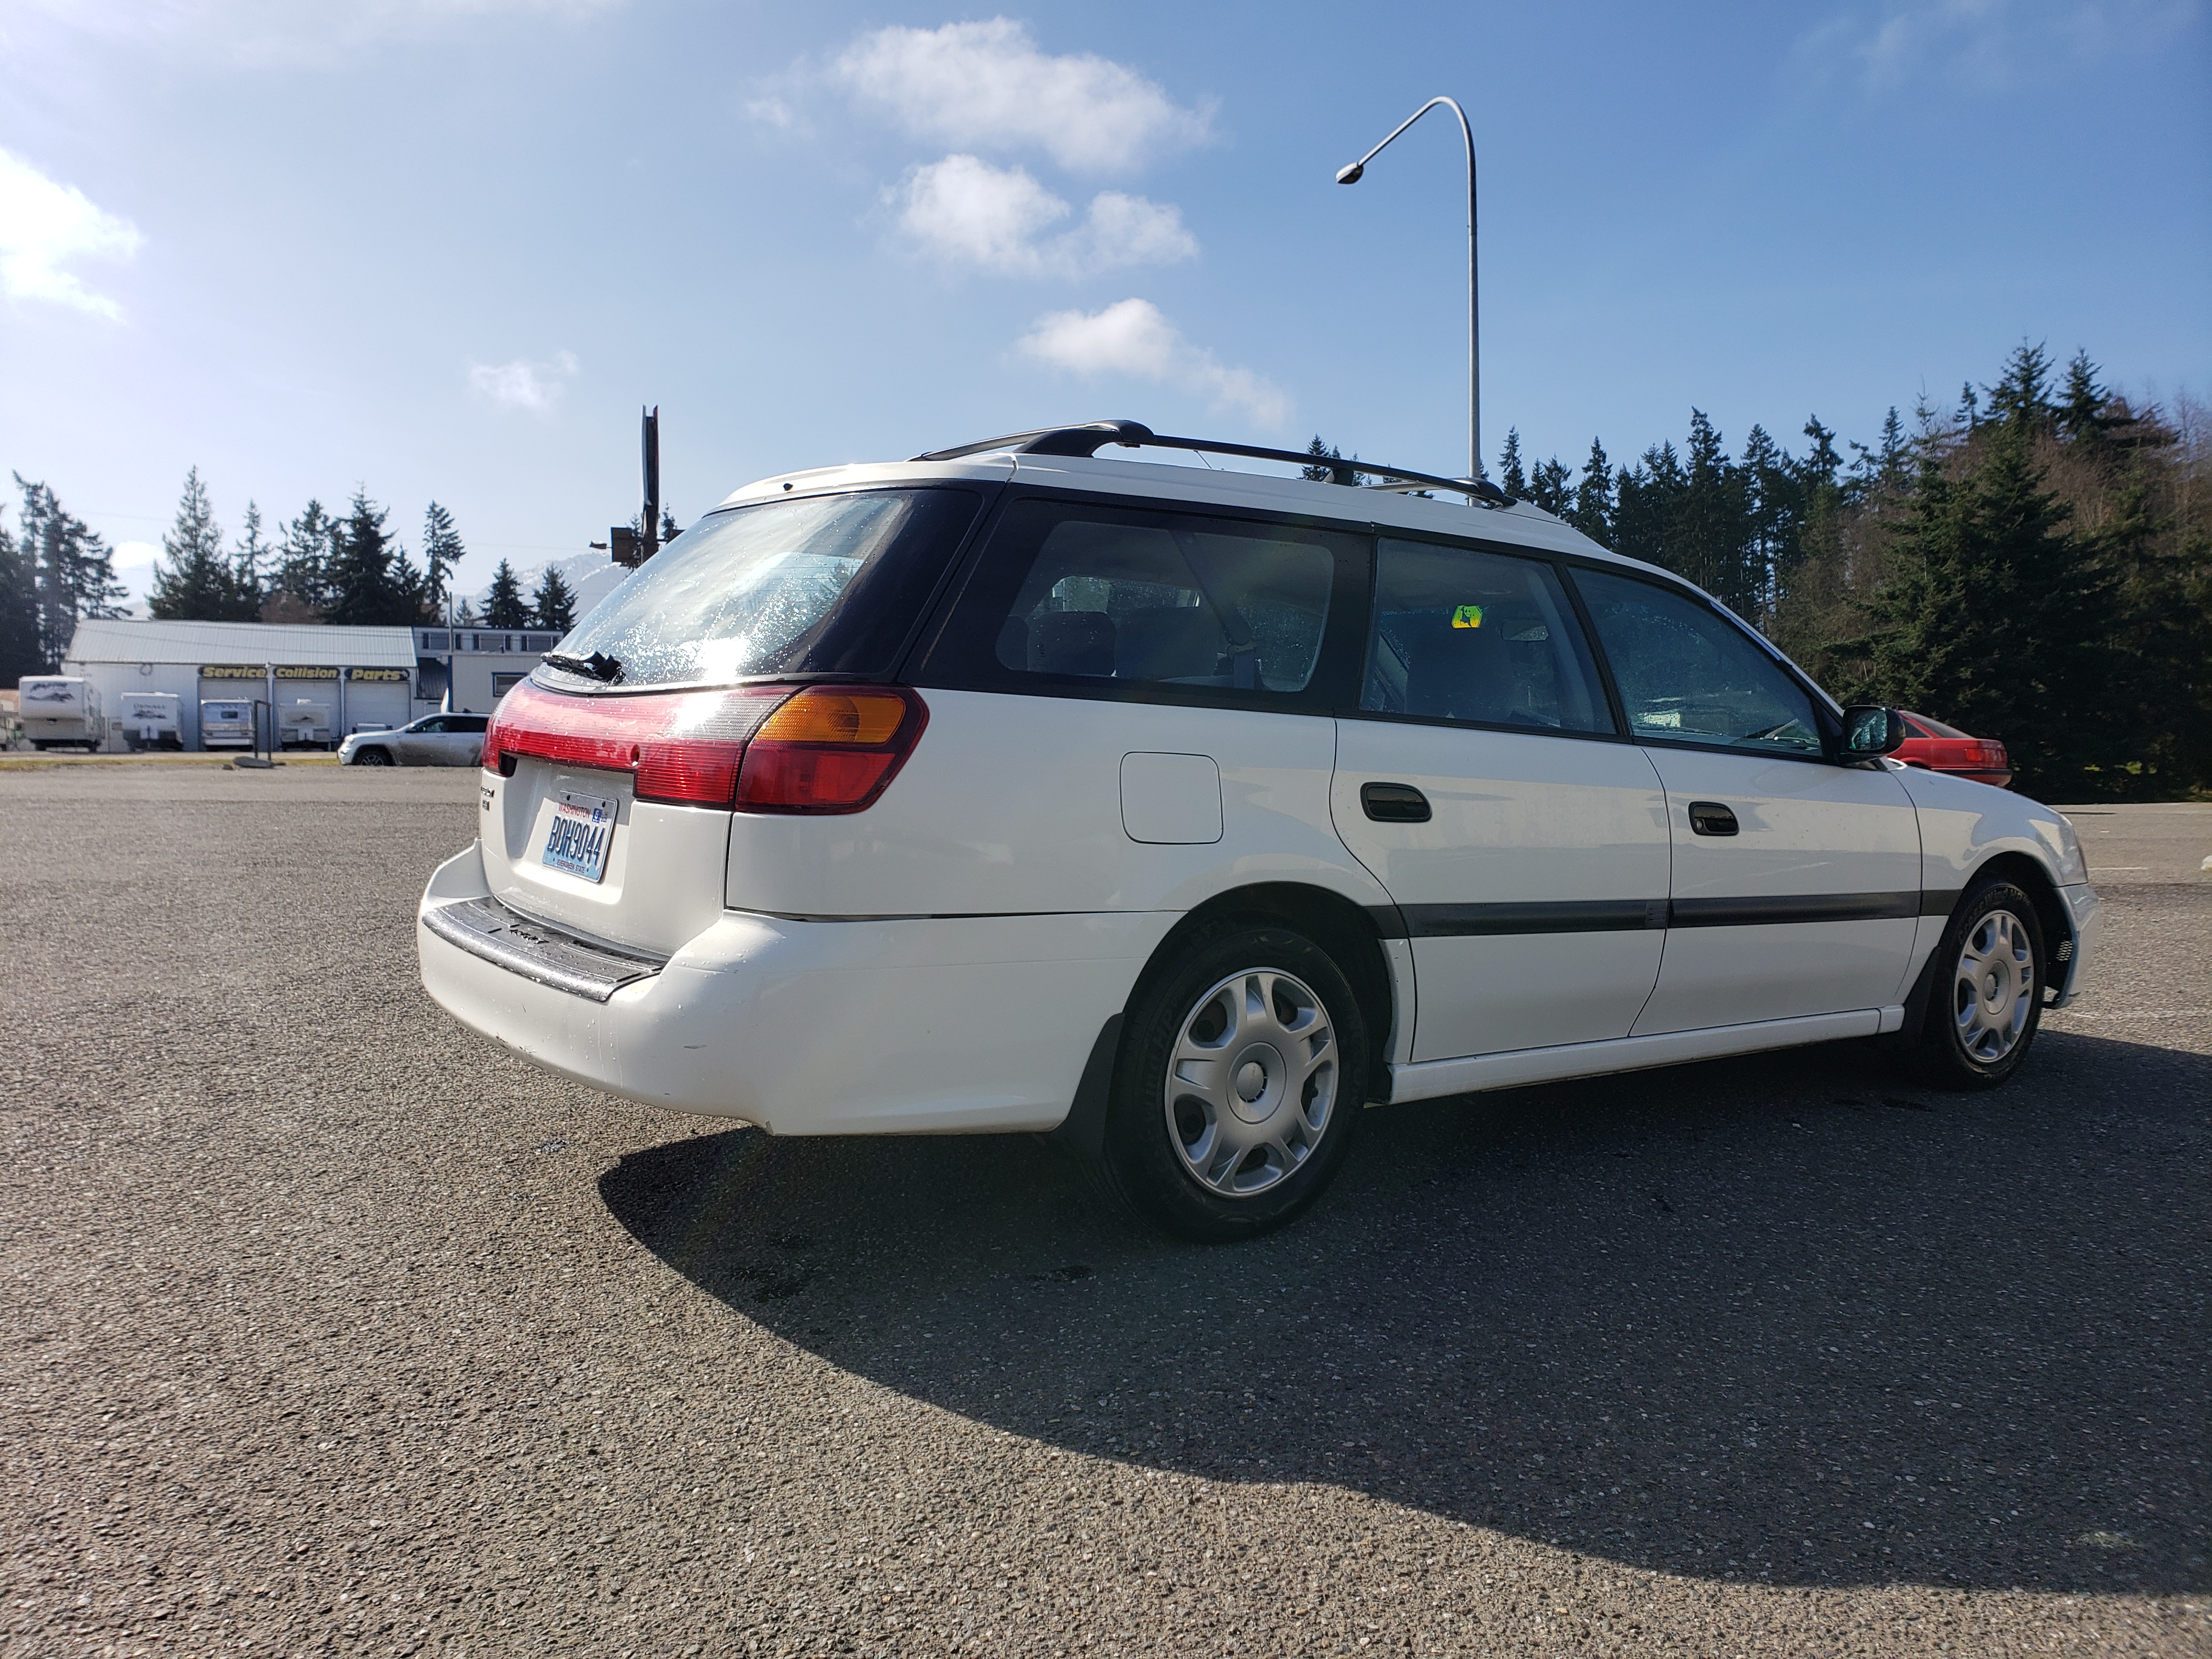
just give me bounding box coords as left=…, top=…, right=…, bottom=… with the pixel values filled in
left=753, top=688, right=911, bottom=746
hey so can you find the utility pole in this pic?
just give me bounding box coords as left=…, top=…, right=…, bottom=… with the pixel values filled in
left=597, top=407, right=662, bottom=569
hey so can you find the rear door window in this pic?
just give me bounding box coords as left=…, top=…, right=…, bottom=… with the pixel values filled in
left=547, top=488, right=983, bottom=691
left=922, top=497, right=1365, bottom=707
left=1361, top=538, right=1614, bottom=735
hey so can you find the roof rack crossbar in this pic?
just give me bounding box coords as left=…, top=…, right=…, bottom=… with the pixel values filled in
left=911, top=420, right=1513, bottom=506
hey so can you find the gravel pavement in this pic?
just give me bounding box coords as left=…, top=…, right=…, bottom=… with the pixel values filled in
left=3, top=768, right=2205, bottom=1657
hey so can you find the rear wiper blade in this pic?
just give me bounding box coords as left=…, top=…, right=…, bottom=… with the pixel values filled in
left=542, top=649, right=623, bottom=684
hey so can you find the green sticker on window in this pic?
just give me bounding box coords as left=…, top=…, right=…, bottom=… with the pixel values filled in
left=1451, top=604, right=1485, bottom=629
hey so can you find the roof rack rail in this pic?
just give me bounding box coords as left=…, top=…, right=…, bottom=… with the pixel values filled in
left=911, top=420, right=1514, bottom=506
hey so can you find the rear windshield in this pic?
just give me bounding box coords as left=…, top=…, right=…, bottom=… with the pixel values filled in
left=544, top=488, right=981, bottom=691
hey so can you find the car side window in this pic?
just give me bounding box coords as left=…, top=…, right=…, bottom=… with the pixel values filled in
left=1571, top=568, right=1824, bottom=757
left=415, top=716, right=448, bottom=732
left=933, top=498, right=1357, bottom=701
left=450, top=716, right=488, bottom=733
left=1359, top=539, right=1613, bottom=734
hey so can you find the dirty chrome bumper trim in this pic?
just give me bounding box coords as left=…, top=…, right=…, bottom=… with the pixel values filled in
left=420, top=894, right=668, bottom=1002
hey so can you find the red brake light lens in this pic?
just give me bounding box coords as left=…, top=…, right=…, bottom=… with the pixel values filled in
left=481, top=679, right=927, bottom=813
left=735, top=687, right=929, bottom=814
left=482, top=679, right=791, bottom=806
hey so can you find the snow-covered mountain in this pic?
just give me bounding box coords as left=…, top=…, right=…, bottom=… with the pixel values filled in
left=466, top=549, right=633, bottom=625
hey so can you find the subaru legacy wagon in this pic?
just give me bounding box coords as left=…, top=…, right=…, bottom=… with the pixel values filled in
left=418, top=420, right=2098, bottom=1239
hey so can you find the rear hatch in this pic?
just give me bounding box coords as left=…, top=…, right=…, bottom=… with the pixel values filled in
left=478, top=482, right=988, bottom=956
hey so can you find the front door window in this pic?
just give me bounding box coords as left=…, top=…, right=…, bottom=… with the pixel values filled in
left=1571, top=569, right=1822, bottom=756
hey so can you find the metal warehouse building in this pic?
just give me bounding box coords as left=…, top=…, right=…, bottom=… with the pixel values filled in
left=64, top=619, right=427, bottom=751
left=61, top=619, right=565, bottom=751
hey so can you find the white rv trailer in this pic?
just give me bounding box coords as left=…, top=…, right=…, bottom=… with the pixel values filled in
left=118, top=692, right=183, bottom=750
left=199, top=698, right=257, bottom=750
left=278, top=699, right=333, bottom=749
left=19, top=677, right=104, bottom=751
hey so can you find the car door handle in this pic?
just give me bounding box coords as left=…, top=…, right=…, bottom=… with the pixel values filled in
left=1361, top=782, right=1432, bottom=823
left=1688, top=800, right=1739, bottom=836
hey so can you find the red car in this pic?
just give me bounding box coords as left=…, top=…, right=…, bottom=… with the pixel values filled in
left=1895, top=710, right=2011, bottom=788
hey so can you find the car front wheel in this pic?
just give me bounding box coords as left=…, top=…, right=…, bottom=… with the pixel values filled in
left=1915, top=879, right=2046, bottom=1088
left=1103, top=922, right=1368, bottom=1242
left=352, top=747, right=393, bottom=766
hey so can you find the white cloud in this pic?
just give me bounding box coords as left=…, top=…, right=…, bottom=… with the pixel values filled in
left=833, top=19, right=1212, bottom=174
left=894, top=155, right=1198, bottom=278
left=0, top=150, right=143, bottom=319
left=1019, top=299, right=1289, bottom=428
left=1795, top=0, right=2197, bottom=91
left=466, top=349, right=578, bottom=415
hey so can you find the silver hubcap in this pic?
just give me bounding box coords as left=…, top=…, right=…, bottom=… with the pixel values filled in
left=1164, top=968, right=1337, bottom=1198
left=1953, top=909, right=2034, bottom=1064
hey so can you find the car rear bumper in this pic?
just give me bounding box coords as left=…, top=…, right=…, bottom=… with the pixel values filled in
left=416, top=843, right=1167, bottom=1135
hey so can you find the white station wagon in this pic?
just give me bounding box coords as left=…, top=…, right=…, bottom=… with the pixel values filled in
left=418, top=421, right=2099, bottom=1239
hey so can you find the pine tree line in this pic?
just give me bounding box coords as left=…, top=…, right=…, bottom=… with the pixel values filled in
left=1313, top=341, right=2209, bottom=801
left=0, top=476, right=131, bottom=690
left=1, top=466, right=591, bottom=687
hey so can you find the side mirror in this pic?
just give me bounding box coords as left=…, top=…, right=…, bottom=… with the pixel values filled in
left=1840, top=705, right=1906, bottom=758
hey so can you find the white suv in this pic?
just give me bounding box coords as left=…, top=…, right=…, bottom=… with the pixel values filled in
left=417, top=420, right=2098, bottom=1239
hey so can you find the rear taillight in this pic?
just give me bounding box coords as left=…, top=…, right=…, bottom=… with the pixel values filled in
left=735, top=687, right=929, bottom=814
left=481, top=679, right=927, bottom=813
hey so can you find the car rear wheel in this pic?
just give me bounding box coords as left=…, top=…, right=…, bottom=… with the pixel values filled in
left=1914, top=879, right=2045, bottom=1088
left=1102, top=922, right=1367, bottom=1242
left=353, top=747, right=393, bottom=766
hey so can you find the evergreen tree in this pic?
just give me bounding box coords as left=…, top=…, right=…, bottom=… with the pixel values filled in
left=661, top=507, right=680, bottom=544
left=17, top=474, right=127, bottom=659
left=454, top=597, right=478, bottom=627
left=274, top=499, right=336, bottom=614
left=1677, top=410, right=1757, bottom=613
left=1739, top=424, right=1797, bottom=617
left=1299, top=436, right=1363, bottom=486
left=1983, top=341, right=2056, bottom=434
left=0, top=514, right=41, bottom=687
left=1496, top=429, right=1528, bottom=500
left=421, top=501, right=465, bottom=616
left=1611, top=439, right=1684, bottom=574
left=483, top=558, right=531, bottom=628
left=148, top=467, right=245, bottom=620
left=1527, top=455, right=1574, bottom=518
left=532, top=567, right=578, bottom=633
left=1862, top=408, right=2115, bottom=794
left=230, top=501, right=273, bottom=616
left=1566, top=439, right=1613, bottom=543
left=324, top=488, right=428, bottom=627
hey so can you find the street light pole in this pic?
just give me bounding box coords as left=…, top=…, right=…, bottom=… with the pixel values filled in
left=1336, top=96, right=1481, bottom=493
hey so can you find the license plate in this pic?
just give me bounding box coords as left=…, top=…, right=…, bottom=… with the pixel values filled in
left=541, top=789, right=616, bottom=882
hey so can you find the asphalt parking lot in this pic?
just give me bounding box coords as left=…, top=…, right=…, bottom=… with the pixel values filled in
left=2, top=766, right=2204, bottom=1658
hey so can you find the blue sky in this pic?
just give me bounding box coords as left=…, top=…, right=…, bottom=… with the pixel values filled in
left=3, top=0, right=2207, bottom=605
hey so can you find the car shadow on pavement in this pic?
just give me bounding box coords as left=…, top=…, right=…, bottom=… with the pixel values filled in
left=599, top=1029, right=2207, bottom=1595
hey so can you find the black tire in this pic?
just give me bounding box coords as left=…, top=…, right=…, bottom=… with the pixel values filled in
left=1912, top=879, right=2046, bottom=1089
left=353, top=746, right=392, bottom=766
left=1102, top=921, right=1368, bottom=1242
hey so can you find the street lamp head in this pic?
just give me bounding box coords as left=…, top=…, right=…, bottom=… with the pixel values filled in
left=1335, top=162, right=1364, bottom=185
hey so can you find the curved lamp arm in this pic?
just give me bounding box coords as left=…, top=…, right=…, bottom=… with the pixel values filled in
left=1338, top=96, right=1480, bottom=493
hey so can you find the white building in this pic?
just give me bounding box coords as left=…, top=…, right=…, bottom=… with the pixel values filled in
left=413, top=625, right=566, bottom=715
left=61, top=618, right=557, bottom=750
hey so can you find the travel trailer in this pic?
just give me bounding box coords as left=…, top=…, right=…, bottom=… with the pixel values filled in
left=278, top=699, right=334, bottom=749
left=118, top=692, right=183, bottom=751
left=19, top=677, right=104, bottom=751
left=199, top=699, right=257, bottom=751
